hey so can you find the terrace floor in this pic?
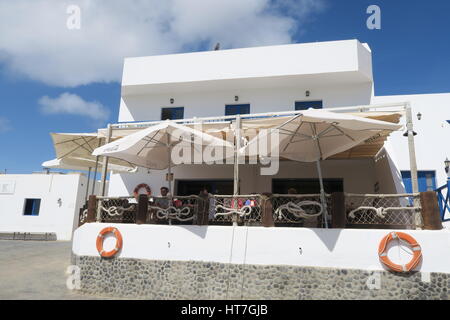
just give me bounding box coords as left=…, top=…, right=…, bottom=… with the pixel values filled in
left=0, top=240, right=106, bottom=300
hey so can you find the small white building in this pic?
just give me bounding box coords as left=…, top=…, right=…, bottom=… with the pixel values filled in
left=0, top=172, right=95, bottom=240
left=107, top=39, right=450, bottom=197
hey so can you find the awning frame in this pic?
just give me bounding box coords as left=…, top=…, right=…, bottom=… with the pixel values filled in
left=93, top=101, right=419, bottom=197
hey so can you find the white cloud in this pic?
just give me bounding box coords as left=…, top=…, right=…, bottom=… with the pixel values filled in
left=0, top=117, right=11, bottom=133
left=38, top=93, right=109, bottom=121
left=0, top=0, right=325, bottom=87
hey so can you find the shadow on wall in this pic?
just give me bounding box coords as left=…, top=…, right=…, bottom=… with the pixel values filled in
left=310, top=228, right=343, bottom=252
left=374, top=144, right=407, bottom=195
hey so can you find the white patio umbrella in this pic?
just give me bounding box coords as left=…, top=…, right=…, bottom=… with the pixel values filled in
left=92, top=121, right=234, bottom=194
left=49, top=133, right=134, bottom=169
left=241, top=109, right=403, bottom=228
left=48, top=132, right=136, bottom=196
left=42, top=157, right=137, bottom=200
left=42, top=157, right=136, bottom=173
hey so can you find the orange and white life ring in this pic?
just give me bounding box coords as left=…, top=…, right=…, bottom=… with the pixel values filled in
left=378, top=231, right=422, bottom=272
left=96, top=227, right=123, bottom=258
left=133, top=183, right=151, bottom=200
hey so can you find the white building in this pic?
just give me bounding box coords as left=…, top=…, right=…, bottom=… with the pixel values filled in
left=0, top=172, right=95, bottom=240
left=107, top=39, right=450, bottom=197
left=70, top=39, right=450, bottom=300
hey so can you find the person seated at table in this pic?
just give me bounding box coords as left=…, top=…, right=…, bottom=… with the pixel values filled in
left=155, top=186, right=170, bottom=208
left=198, top=187, right=210, bottom=198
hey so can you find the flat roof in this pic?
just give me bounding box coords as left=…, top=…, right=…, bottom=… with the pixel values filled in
left=121, top=39, right=373, bottom=95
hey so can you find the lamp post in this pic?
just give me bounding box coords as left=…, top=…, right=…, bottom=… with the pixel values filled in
left=405, top=105, right=419, bottom=194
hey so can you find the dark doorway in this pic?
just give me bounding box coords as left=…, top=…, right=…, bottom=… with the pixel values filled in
left=272, top=178, right=343, bottom=194
left=176, top=179, right=233, bottom=196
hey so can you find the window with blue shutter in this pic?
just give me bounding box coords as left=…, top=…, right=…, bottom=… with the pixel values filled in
left=225, top=104, right=250, bottom=116
left=23, top=199, right=41, bottom=216
left=161, top=107, right=184, bottom=120
left=295, top=101, right=323, bottom=110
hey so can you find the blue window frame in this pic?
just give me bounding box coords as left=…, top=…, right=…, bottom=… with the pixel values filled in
left=225, top=104, right=250, bottom=116
left=161, top=107, right=184, bottom=120
left=401, top=171, right=437, bottom=193
left=295, top=101, right=323, bottom=111
left=23, top=199, right=41, bottom=216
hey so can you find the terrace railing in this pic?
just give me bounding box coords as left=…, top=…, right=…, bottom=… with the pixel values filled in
left=271, top=194, right=331, bottom=228
left=79, top=191, right=442, bottom=230
left=97, top=196, right=137, bottom=223
left=345, top=193, right=422, bottom=229
left=211, top=195, right=262, bottom=225
left=146, top=195, right=203, bottom=224
left=436, top=183, right=450, bottom=222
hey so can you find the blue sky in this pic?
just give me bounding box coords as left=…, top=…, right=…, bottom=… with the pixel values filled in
left=0, top=0, right=449, bottom=173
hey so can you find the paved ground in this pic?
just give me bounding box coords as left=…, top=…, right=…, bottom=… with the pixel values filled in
left=0, top=240, right=104, bottom=300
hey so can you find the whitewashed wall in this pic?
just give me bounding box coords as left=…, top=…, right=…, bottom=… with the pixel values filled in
left=373, top=143, right=406, bottom=194
left=0, top=173, right=90, bottom=240
left=73, top=223, right=450, bottom=274
left=119, top=83, right=373, bottom=122
left=119, top=40, right=373, bottom=122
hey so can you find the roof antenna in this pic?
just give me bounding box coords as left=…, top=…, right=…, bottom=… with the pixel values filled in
left=213, top=42, right=220, bottom=51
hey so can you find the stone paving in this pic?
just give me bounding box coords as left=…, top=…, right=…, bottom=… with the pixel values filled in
left=0, top=240, right=105, bottom=300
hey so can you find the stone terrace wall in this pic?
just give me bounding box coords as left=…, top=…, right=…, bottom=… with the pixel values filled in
left=73, top=255, right=449, bottom=300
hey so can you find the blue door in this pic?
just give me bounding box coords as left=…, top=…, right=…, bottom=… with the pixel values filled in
left=401, top=171, right=437, bottom=193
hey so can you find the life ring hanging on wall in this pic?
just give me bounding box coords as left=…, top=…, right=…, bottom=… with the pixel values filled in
left=133, top=183, right=151, bottom=200
left=378, top=231, right=422, bottom=273
left=96, top=227, right=123, bottom=258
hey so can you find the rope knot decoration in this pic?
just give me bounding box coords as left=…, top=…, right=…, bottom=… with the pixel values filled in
left=214, top=204, right=253, bottom=218
left=100, top=204, right=136, bottom=217
left=275, top=200, right=323, bottom=220
left=348, top=206, right=386, bottom=219
left=149, top=206, right=193, bottom=222
left=348, top=206, right=421, bottom=220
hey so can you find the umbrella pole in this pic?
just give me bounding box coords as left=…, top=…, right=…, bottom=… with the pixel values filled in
left=233, top=115, right=241, bottom=196
left=167, top=136, right=174, bottom=226
left=167, top=133, right=173, bottom=196
left=90, top=139, right=102, bottom=196
left=233, top=116, right=242, bottom=226
left=100, top=124, right=112, bottom=196
left=91, top=156, right=99, bottom=195
left=85, top=167, right=91, bottom=200
left=168, top=147, right=172, bottom=195
left=316, top=160, right=329, bottom=229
